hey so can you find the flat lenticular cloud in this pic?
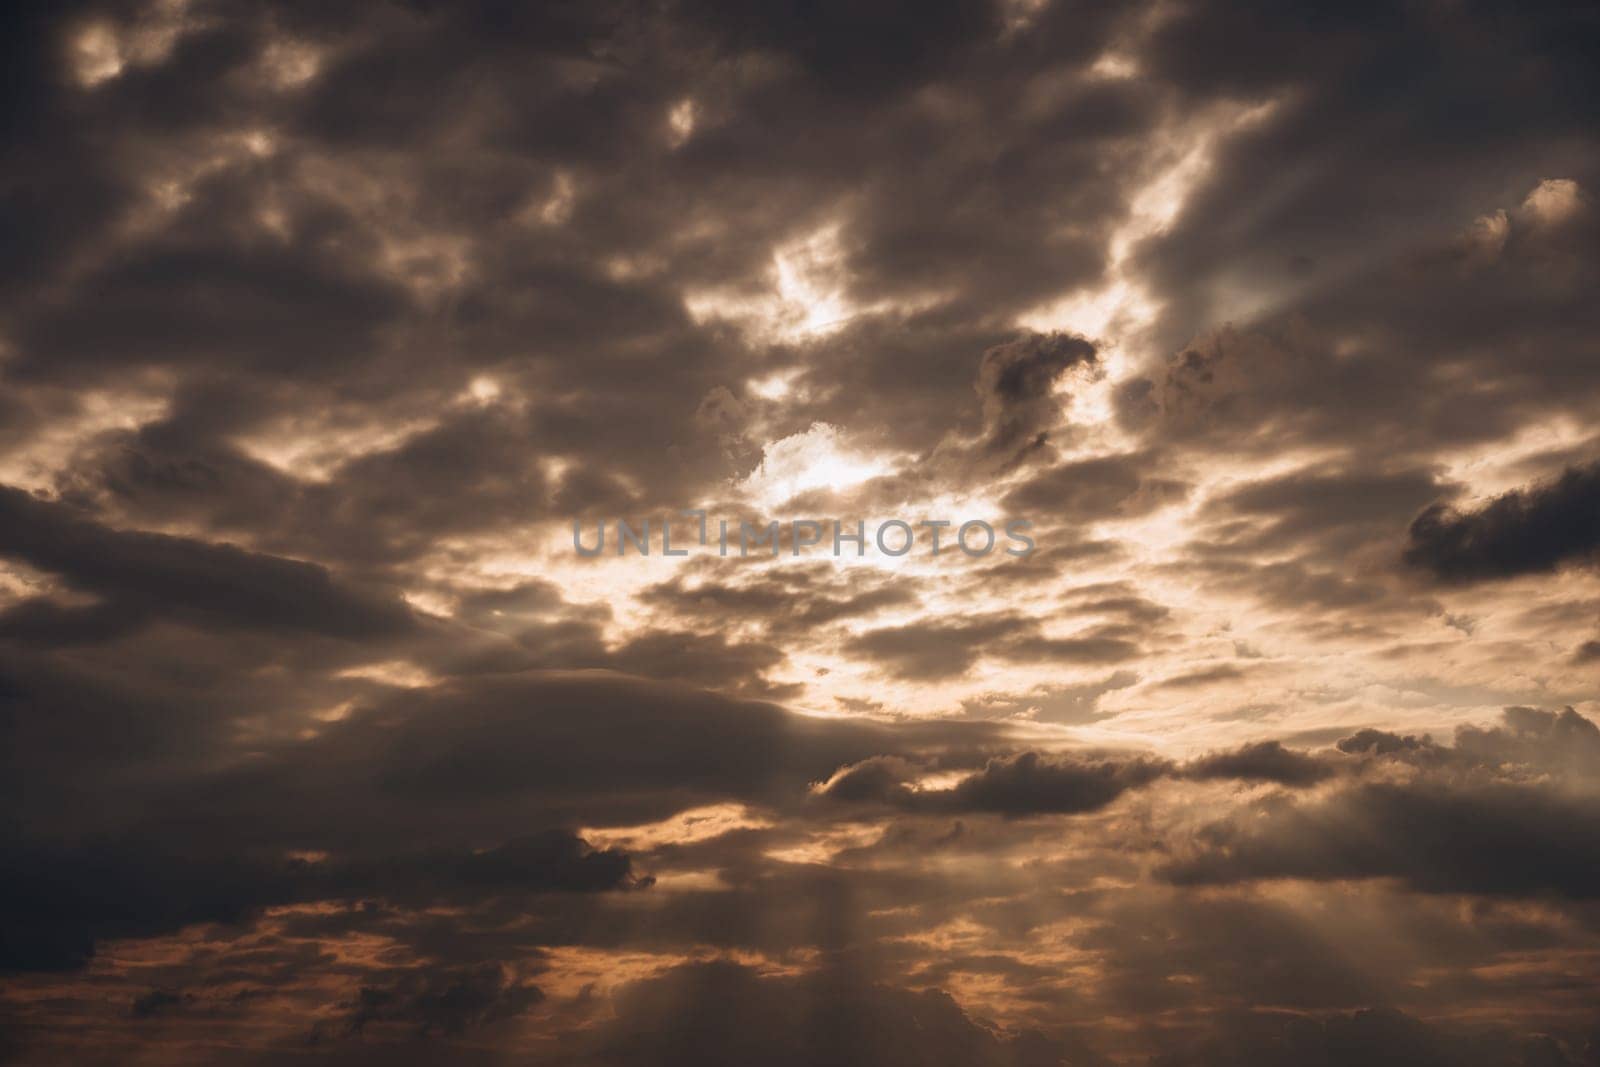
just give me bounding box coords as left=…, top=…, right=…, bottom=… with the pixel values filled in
left=2, top=0, right=1599, bottom=1063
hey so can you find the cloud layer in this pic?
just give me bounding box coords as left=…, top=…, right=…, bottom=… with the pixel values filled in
left=2, top=0, right=1599, bottom=1064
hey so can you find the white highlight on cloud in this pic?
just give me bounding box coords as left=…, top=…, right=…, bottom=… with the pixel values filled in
left=686, top=222, right=888, bottom=343
left=747, top=369, right=802, bottom=401
left=1464, top=208, right=1510, bottom=264
left=668, top=98, right=697, bottom=147
left=258, top=37, right=324, bottom=90
left=235, top=412, right=441, bottom=483
left=1019, top=100, right=1280, bottom=346
left=67, top=0, right=200, bottom=89
left=532, top=172, right=577, bottom=226
left=739, top=422, right=891, bottom=507
left=1522, top=178, right=1582, bottom=226
left=0, top=385, right=170, bottom=491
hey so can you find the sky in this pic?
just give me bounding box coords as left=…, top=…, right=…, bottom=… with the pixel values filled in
left=2, top=0, right=1600, bottom=1063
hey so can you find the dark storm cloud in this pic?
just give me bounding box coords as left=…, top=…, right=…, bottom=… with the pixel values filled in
left=3, top=0, right=1600, bottom=1062
left=15, top=209, right=413, bottom=379
left=143, top=672, right=1020, bottom=860
left=0, top=829, right=644, bottom=974
left=0, top=485, right=416, bottom=639
left=1405, top=460, right=1600, bottom=583
left=0, top=0, right=1141, bottom=570
left=0, top=2, right=142, bottom=304
left=68, top=396, right=685, bottom=567
left=1164, top=708, right=1600, bottom=897
left=1, top=664, right=1012, bottom=978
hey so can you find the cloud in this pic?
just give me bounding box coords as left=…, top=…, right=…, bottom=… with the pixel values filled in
left=1163, top=708, right=1600, bottom=896
left=344, top=963, right=542, bottom=1038
left=851, top=614, right=1141, bottom=681
left=0, top=485, right=417, bottom=640
left=1000, top=452, right=1187, bottom=521
left=971, top=331, right=1097, bottom=465
left=934, top=750, right=1172, bottom=816
left=0, top=829, right=645, bottom=974
left=1404, top=461, right=1600, bottom=582
left=1185, top=740, right=1337, bottom=786
left=2, top=0, right=1599, bottom=1061
left=577, top=960, right=1078, bottom=1067
left=817, top=738, right=1340, bottom=816
left=1151, top=1006, right=1594, bottom=1067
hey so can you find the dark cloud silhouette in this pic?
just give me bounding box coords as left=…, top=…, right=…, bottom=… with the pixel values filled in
left=816, top=750, right=1171, bottom=816
left=818, top=738, right=1340, bottom=816
left=1405, top=461, right=1600, bottom=582
left=0, top=829, right=645, bottom=974
left=937, top=750, right=1171, bottom=816
left=1185, top=740, right=1337, bottom=786
left=0, top=485, right=417, bottom=640
left=971, top=332, right=1096, bottom=464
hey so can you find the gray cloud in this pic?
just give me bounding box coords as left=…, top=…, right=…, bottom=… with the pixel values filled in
left=2, top=0, right=1599, bottom=1062
left=1405, top=461, right=1600, bottom=583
